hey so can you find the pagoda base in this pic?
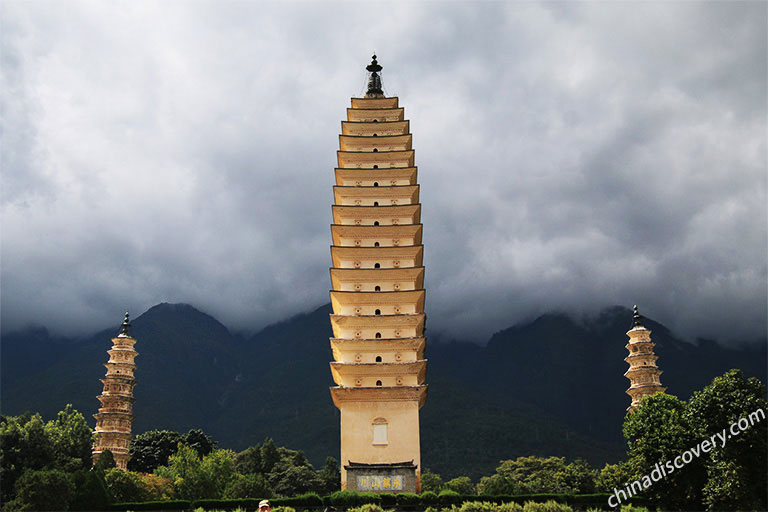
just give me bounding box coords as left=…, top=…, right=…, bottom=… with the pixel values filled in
left=344, top=461, right=418, bottom=493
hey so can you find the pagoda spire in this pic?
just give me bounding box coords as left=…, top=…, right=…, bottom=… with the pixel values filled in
left=365, top=54, right=384, bottom=98
left=92, top=312, right=139, bottom=469
left=119, top=311, right=131, bottom=336
left=624, top=305, right=666, bottom=412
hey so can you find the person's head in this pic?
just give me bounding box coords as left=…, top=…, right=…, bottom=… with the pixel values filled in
left=259, top=500, right=271, bottom=512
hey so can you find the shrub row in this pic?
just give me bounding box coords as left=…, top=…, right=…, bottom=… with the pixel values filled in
left=109, top=492, right=647, bottom=511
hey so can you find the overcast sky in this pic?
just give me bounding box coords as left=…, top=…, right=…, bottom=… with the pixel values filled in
left=2, top=2, right=766, bottom=344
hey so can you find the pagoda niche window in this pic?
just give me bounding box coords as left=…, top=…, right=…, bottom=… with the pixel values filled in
left=374, top=221, right=380, bottom=226
left=372, top=417, right=388, bottom=445
left=374, top=263, right=380, bottom=268
left=373, top=182, right=379, bottom=187
left=376, top=356, right=382, bottom=362
left=375, top=380, right=383, bottom=387
left=375, top=309, right=381, bottom=315
left=375, top=332, right=382, bottom=339
left=375, top=286, right=381, bottom=291
left=374, top=242, right=380, bottom=247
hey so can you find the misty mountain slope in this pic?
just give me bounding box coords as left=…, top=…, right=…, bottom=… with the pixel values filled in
left=2, top=302, right=764, bottom=478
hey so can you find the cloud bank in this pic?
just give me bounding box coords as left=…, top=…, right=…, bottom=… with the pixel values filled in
left=2, top=2, right=765, bottom=343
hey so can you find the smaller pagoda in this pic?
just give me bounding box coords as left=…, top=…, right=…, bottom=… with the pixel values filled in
left=624, top=305, right=666, bottom=412
left=92, top=312, right=138, bottom=469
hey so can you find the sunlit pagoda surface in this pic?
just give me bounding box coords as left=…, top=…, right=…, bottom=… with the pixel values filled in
left=624, top=305, right=666, bottom=412
left=329, top=56, right=427, bottom=493
left=92, top=313, right=138, bottom=469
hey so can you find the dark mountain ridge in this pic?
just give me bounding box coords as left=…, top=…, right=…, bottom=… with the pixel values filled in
left=2, top=302, right=765, bottom=479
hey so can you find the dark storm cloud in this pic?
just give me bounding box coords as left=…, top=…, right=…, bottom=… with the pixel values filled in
left=1, top=2, right=765, bottom=344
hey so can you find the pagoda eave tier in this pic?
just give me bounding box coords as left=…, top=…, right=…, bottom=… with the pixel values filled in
left=624, top=367, right=663, bottom=377
left=100, top=376, right=136, bottom=384
left=337, top=150, right=414, bottom=168
left=346, top=108, right=404, bottom=122
left=335, top=167, right=417, bottom=186
left=332, top=204, right=421, bottom=225
left=350, top=97, right=399, bottom=109
left=330, top=314, right=425, bottom=339
left=331, top=225, right=422, bottom=246
left=330, top=360, right=428, bottom=382
left=624, top=354, right=659, bottom=363
left=627, top=385, right=668, bottom=395
left=330, top=385, right=428, bottom=408
left=330, top=267, right=425, bottom=290
left=330, top=290, right=426, bottom=312
left=341, top=120, right=410, bottom=137
left=97, top=394, right=136, bottom=403
left=330, top=337, right=426, bottom=360
left=333, top=185, right=419, bottom=205
left=339, top=135, right=412, bottom=152
left=331, top=245, right=423, bottom=268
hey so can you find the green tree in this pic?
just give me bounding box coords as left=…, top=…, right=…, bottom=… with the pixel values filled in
left=260, top=438, right=280, bottom=474
left=476, top=474, right=512, bottom=495
left=11, top=469, right=75, bottom=512
left=223, top=472, right=273, bottom=499
left=181, top=428, right=216, bottom=458
left=685, top=369, right=768, bottom=511
left=128, top=429, right=182, bottom=473
left=104, top=468, right=150, bottom=502
left=69, top=468, right=111, bottom=511
left=317, top=456, right=341, bottom=495
left=271, top=465, right=323, bottom=496
left=0, top=412, right=54, bottom=502
left=559, top=459, right=596, bottom=494
left=623, top=393, right=704, bottom=509
left=155, top=444, right=236, bottom=500
left=235, top=445, right=263, bottom=474
left=44, top=404, right=93, bottom=472
left=420, top=470, right=444, bottom=493
left=594, top=462, right=633, bottom=493
left=445, top=476, right=474, bottom=495
left=93, top=449, right=116, bottom=471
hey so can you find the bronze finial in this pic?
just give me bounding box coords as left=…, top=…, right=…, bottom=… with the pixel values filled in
left=632, top=305, right=644, bottom=328
left=366, top=54, right=382, bottom=73
left=119, top=311, right=131, bottom=336
left=366, top=54, right=383, bottom=95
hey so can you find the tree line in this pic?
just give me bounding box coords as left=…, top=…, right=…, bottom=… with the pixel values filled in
left=1, top=369, right=765, bottom=511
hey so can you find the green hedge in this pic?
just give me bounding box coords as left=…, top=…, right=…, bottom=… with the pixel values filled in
left=109, top=500, right=191, bottom=511
left=109, top=492, right=647, bottom=511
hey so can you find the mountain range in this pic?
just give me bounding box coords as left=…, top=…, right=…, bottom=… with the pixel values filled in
left=2, top=303, right=765, bottom=479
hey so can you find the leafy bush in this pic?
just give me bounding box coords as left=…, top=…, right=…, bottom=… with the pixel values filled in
left=497, top=502, right=524, bottom=512
left=379, top=492, right=397, bottom=508
left=459, top=501, right=502, bottom=512
left=12, top=469, right=75, bottom=511
left=347, top=504, right=392, bottom=512
left=420, top=491, right=438, bottom=505
left=438, top=489, right=462, bottom=507
left=329, top=490, right=381, bottom=507
left=105, top=468, right=149, bottom=502
left=522, top=500, right=573, bottom=512
left=271, top=506, right=296, bottom=512
left=395, top=492, right=420, bottom=507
